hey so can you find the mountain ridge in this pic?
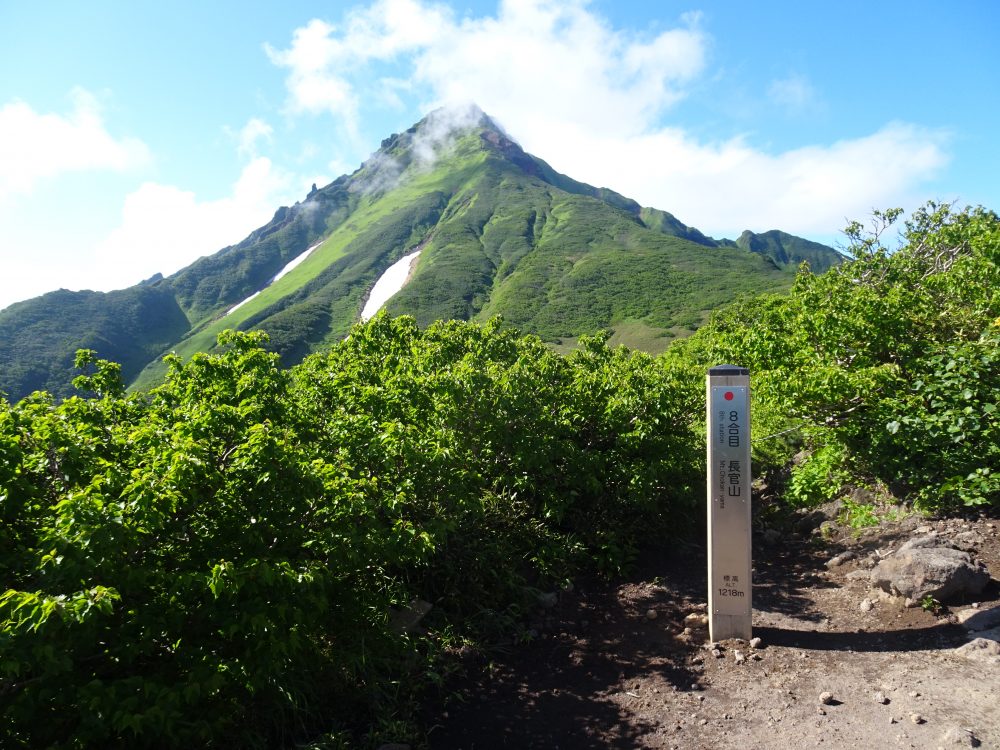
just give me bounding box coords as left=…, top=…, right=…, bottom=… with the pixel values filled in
left=0, top=106, right=845, bottom=402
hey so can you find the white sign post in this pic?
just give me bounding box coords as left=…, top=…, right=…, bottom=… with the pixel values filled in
left=707, top=365, right=752, bottom=642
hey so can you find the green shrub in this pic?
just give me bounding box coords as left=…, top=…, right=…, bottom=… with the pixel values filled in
left=669, top=203, right=1000, bottom=512
left=784, top=442, right=849, bottom=506
left=1, top=318, right=701, bottom=747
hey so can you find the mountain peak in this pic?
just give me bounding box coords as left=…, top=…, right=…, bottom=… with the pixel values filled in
left=349, top=102, right=503, bottom=195
left=417, top=101, right=490, bottom=130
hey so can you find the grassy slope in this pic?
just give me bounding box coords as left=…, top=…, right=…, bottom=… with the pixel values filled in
left=132, top=230, right=355, bottom=390
left=735, top=229, right=846, bottom=272
left=131, top=140, right=488, bottom=390
left=388, top=141, right=792, bottom=351
left=0, top=285, right=191, bottom=400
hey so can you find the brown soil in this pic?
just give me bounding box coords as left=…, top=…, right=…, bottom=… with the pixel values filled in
left=424, top=508, right=1000, bottom=749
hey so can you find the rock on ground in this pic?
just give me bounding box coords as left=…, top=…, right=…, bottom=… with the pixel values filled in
left=956, top=605, right=1000, bottom=632
left=869, top=533, right=990, bottom=603
left=939, top=725, right=981, bottom=746
left=954, top=637, right=1000, bottom=664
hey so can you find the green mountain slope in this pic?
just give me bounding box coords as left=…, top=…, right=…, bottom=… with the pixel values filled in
left=0, top=106, right=843, bottom=401
left=0, top=286, right=189, bottom=399
left=734, top=228, right=845, bottom=271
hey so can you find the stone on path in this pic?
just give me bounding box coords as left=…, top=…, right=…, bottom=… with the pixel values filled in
left=954, top=637, right=1000, bottom=665
left=389, top=599, right=433, bottom=634
left=972, top=626, right=1000, bottom=643
left=869, top=534, right=990, bottom=603
left=955, top=605, right=1000, bottom=633
left=938, top=725, right=981, bottom=747
left=537, top=591, right=558, bottom=609
left=684, top=612, right=708, bottom=629
left=953, top=530, right=985, bottom=551
left=826, top=550, right=856, bottom=568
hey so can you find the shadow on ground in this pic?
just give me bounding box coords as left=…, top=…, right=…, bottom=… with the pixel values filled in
left=753, top=622, right=967, bottom=653
left=424, top=546, right=704, bottom=749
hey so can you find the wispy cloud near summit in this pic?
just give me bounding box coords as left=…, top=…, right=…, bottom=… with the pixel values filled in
left=266, top=0, right=706, bottom=138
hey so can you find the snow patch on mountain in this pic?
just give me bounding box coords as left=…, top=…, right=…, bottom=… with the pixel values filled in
left=226, top=240, right=324, bottom=316
left=361, top=250, right=422, bottom=321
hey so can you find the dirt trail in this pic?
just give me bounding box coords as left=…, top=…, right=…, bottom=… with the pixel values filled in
left=426, top=510, right=1000, bottom=749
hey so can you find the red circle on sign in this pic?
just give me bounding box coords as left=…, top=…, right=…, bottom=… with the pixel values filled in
left=724, top=391, right=734, bottom=401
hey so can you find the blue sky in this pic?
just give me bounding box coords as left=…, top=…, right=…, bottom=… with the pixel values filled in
left=1, top=0, right=997, bottom=310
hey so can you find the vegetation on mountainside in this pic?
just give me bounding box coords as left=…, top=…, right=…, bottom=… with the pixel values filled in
left=387, top=150, right=793, bottom=345
left=732, top=228, right=845, bottom=272
left=167, top=188, right=345, bottom=323
left=0, top=285, right=190, bottom=400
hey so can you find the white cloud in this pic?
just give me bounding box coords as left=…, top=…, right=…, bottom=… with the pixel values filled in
left=265, top=19, right=354, bottom=115
left=91, top=157, right=298, bottom=291
left=415, top=4, right=706, bottom=140
left=529, top=122, right=949, bottom=237
left=269, top=0, right=949, bottom=239
left=235, top=117, right=274, bottom=157
left=267, top=0, right=704, bottom=138
left=410, top=102, right=485, bottom=166
left=768, top=73, right=819, bottom=113
left=264, top=0, right=455, bottom=143
left=0, top=88, right=150, bottom=201
left=0, top=256, right=57, bottom=312
left=0, top=150, right=311, bottom=311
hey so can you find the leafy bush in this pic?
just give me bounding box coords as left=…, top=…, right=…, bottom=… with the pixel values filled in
left=4, top=201, right=996, bottom=747
left=2, top=333, right=385, bottom=747
left=670, top=203, right=1000, bottom=512
left=1, top=318, right=701, bottom=747
left=784, top=442, right=849, bottom=507
left=859, top=327, right=1000, bottom=509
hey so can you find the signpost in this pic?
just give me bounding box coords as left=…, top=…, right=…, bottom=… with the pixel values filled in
left=707, top=365, right=752, bottom=642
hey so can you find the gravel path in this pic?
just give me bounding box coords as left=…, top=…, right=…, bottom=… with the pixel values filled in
left=426, top=511, right=1000, bottom=749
